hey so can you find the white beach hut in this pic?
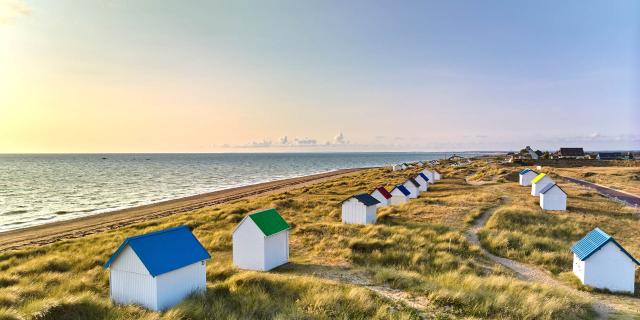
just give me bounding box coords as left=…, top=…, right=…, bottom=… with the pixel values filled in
left=232, top=208, right=290, bottom=271
left=389, top=185, right=411, bottom=205
left=422, top=169, right=435, bottom=183
left=104, top=226, right=210, bottom=311
left=531, top=173, right=554, bottom=196
left=391, top=164, right=402, bottom=171
left=370, top=186, right=392, bottom=207
left=341, top=193, right=380, bottom=225
left=539, top=183, right=567, bottom=211
left=519, top=168, right=538, bottom=186
left=403, top=178, right=421, bottom=199
left=400, top=163, right=408, bottom=170
left=415, top=173, right=430, bottom=192
left=572, top=228, right=639, bottom=293
left=433, top=170, right=442, bottom=181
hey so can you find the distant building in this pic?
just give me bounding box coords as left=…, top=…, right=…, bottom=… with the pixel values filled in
left=233, top=208, right=290, bottom=271
left=518, top=168, right=538, bottom=186
left=341, top=193, right=380, bottom=225
left=525, top=146, right=539, bottom=160
left=539, top=183, right=567, bottom=211
left=558, top=148, right=586, bottom=159
left=596, top=152, right=633, bottom=161
left=370, top=186, right=392, bottom=207
left=390, top=185, right=410, bottom=205
left=104, top=226, right=210, bottom=311
left=572, top=228, right=639, bottom=293
left=531, top=173, right=554, bottom=196
left=403, top=178, right=421, bottom=198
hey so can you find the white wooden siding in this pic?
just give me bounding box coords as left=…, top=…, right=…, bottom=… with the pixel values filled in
left=403, top=181, right=419, bottom=199
left=540, top=187, right=566, bottom=211
left=531, top=177, right=554, bottom=196
left=264, top=231, right=289, bottom=271
left=109, top=246, right=157, bottom=310
left=579, top=242, right=637, bottom=293
left=519, top=172, right=537, bottom=186
left=156, top=261, right=207, bottom=310
left=233, top=219, right=266, bottom=270
left=389, top=189, right=408, bottom=205
left=370, top=190, right=389, bottom=207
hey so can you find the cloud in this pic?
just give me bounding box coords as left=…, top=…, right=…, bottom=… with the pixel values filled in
left=279, top=136, right=289, bottom=145
left=0, top=0, right=31, bottom=25
left=294, top=138, right=317, bottom=145
left=333, top=132, right=348, bottom=144
left=248, top=140, right=272, bottom=148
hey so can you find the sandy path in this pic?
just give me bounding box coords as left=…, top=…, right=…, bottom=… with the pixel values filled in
left=466, top=201, right=640, bottom=319
left=0, top=168, right=363, bottom=252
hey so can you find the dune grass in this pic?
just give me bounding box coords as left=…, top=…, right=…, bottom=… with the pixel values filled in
left=478, top=169, right=640, bottom=296
left=0, top=164, right=596, bottom=319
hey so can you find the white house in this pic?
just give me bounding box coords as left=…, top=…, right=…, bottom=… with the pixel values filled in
left=572, top=228, right=639, bottom=293
left=433, top=170, right=442, bottom=181
left=415, top=173, right=430, bottom=192
left=232, top=208, right=290, bottom=271
left=403, top=178, right=421, bottom=199
left=389, top=185, right=410, bottom=205
left=370, top=186, right=392, bottom=207
left=531, top=173, right=554, bottom=196
left=422, top=169, right=435, bottom=183
left=539, top=183, right=567, bottom=211
left=519, top=168, right=538, bottom=186
left=104, top=226, right=210, bottom=311
left=341, top=193, right=380, bottom=225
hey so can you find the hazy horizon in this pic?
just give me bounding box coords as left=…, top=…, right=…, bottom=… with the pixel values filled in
left=1, top=1, right=638, bottom=153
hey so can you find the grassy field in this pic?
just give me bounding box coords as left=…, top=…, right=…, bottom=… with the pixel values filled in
left=0, top=163, right=598, bottom=319
left=552, top=166, right=640, bottom=196
left=476, top=165, right=640, bottom=294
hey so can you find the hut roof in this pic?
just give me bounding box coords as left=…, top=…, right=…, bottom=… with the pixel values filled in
left=344, top=193, right=381, bottom=206
left=372, top=186, right=392, bottom=199
left=407, top=177, right=420, bottom=188
left=247, top=208, right=290, bottom=237
left=104, top=226, right=211, bottom=277
left=419, top=173, right=430, bottom=182
left=571, top=228, right=639, bottom=264
left=539, top=183, right=566, bottom=195
left=394, top=185, right=411, bottom=196
left=531, top=173, right=547, bottom=184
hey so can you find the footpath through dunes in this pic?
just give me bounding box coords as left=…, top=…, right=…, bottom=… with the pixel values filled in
left=0, top=168, right=363, bottom=252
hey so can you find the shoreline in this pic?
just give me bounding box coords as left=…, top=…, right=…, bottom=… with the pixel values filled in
left=0, top=168, right=364, bottom=252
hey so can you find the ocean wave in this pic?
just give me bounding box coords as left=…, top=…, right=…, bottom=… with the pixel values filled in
left=1, top=210, right=29, bottom=216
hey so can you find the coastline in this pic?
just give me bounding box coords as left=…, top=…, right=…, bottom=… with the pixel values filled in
left=0, top=168, right=364, bottom=251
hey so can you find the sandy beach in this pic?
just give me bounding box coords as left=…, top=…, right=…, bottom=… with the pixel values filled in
left=0, top=168, right=363, bottom=251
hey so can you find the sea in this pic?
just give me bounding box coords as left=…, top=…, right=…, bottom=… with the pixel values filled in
left=0, top=152, right=492, bottom=232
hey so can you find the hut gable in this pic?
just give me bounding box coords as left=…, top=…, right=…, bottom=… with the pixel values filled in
left=372, top=186, right=392, bottom=199
left=343, top=193, right=380, bottom=207
left=393, top=185, right=411, bottom=196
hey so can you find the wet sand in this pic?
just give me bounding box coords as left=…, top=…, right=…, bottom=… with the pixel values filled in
left=0, top=168, right=364, bottom=251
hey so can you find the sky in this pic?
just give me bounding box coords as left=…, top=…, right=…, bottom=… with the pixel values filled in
left=1, top=0, right=638, bottom=153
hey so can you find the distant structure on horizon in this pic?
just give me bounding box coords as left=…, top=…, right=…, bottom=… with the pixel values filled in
left=557, top=148, right=586, bottom=159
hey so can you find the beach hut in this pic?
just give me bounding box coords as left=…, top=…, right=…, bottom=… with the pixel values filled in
left=391, top=164, right=402, bottom=171
left=531, top=173, right=554, bottom=196
left=403, top=178, right=421, bottom=198
left=390, top=185, right=410, bottom=205
left=433, top=170, right=442, bottom=181
left=232, top=208, right=290, bottom=271
left=539, top=183, right=567, bottom=211
left=519, top=169, right=538, bottom=186
left=341, top=193, right=380, bottom=225
left=415, top=173, right=430, bottom=192
left=422, top=169, right=435, bottom=183
left=571, top=228, right=639, bottom=293
left=400, top=163, right=408, bottom=170
left=104, top=226, right=210, bottom=311
left=370, top=186, right=392, bottom=207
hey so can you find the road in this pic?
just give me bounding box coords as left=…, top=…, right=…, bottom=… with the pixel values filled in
left=560, top=176, right=640, bottom=207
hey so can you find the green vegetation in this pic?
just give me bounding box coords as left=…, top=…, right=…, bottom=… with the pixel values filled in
left=0, top=163, right=601, bottom=319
